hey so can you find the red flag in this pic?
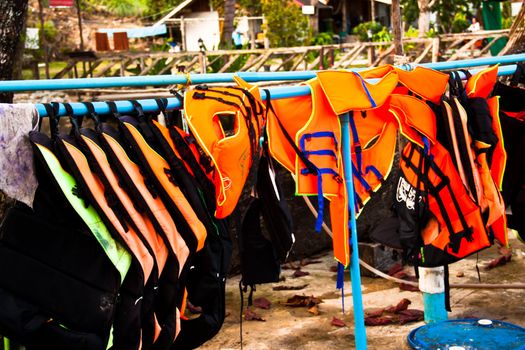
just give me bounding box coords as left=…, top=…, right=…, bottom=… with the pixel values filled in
left=49, top=0, right=74, bottom=8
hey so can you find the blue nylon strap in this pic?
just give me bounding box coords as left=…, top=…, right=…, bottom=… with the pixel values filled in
left=348, top=112, right=363, bottom=172
left=337, top=262, right=346, bottom=313
left=353, top=71, right=377, bottom=108
left=302, top=149, right=338, bottom=158
left=423, top=136, right=430, bottom=155
left=316, top=174, right=324, bottom=232
left=365, top=165, right=384, bottom=181
left=352, top=162, right=372, bottom=192
left=299, top=131, right=338, bottom=152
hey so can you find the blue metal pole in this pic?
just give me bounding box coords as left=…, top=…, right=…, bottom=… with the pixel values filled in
left=340, top=112, right=367, bottom=350
left=2, top=53, right=524, bottom=92
left=35, top=64, right=519, bottom=117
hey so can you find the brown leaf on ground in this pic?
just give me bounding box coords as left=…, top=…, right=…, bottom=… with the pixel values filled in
left=485, top=254, right=512, bottom=270
left=292, top=269, right=310, bottom=278
left=393, top=298, right=411, bottom=312
left=392, top=271, right=408, bottom=279
left=244, top=308, right=265, bottom=322
left=329, top=265, right=338, bottom=273
left=387, top=263, right=404, bottom=276
left=399, top=283, right=419, bottom=292
left=284, top=295, right=323, bottom=308
left=456, top=271, right=465, bottom=277
left=253, top=297, right=271, bottom=310
left=365, top=308, right=385, bottom=318
left=397, top=309, right=424, bottom=324
left=308, top=305, right=320, bottom=316
left=272, top=284, right=309, bottom=291
left=365, top=316, right=393, bottom=326
left=331, top=317, right=346, bottom=327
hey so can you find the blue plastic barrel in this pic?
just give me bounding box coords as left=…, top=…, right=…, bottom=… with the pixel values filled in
left=408, top=318, right=525, bottom=350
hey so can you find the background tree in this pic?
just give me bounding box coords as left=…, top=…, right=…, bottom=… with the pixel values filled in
left=262, top=0, right=309, bottom=47
left=221, top=0, right=236, bottom=47
left=0, top=0, right=29, bottom=103
left=401, top=0, right=482, bottom=35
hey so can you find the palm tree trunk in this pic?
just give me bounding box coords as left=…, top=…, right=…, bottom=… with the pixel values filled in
left=222, top=0, right=236, bottom=48
left=0, top=0, right=29, bottom=103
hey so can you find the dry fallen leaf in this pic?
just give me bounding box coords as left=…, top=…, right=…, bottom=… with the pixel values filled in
left=244, top=308, right=265, bottom=322
left=253, top=297, right=271, bottom=310
left=456, top=271, right=464, bottom=278
left=331, top=317, right=346, bottom=327
left=308, top=305, right=320, bottom=316
left=284, top=295, right=323, bottom=308
left=292, top=269, right=310, bottom=278
left=272, top=284, right=309, bottom=291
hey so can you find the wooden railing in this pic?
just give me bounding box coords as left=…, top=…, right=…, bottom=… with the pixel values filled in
left=29, top=29, right=510, bottom=79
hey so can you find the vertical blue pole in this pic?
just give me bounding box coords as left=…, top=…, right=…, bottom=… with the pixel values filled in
left=340, top=112, right=367, bottom=350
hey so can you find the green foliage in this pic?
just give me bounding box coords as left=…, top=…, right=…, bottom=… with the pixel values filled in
left=400, top=0, right=419, bottom=25
left=262, top=0, right=310, bottom=47
left=144, top=0, right=186, bottom=19
left=84, top=0, right=148, bottom=16
left=451, top=12, right=470, bottom=33
left=401, top=0, right=484, bottom=34
left=374, top=27, right=392, bottom=42
left=39, top=20, right=59, bottom=43
left=352, top=21, right=384, bottom=42
left=310, top=32, right=333, bottom=45
left=502, top=17, right=513, bottom=29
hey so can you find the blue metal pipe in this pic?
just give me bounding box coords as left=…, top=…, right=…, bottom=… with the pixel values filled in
left=340, top=112, right=367, bottom=350
left=35, top=64, right=518, bottom=117
left=3, top=53, right=524, bottom=92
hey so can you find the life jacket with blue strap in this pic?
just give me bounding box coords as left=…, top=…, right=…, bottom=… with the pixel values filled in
left=316, top=70, right=399, bottom=213
left=266, top=71, right=399, bottom=267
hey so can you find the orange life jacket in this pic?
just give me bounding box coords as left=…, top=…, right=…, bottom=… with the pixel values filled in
left=54, top=134, right=155, bottom=349
left=368, top=67, right=492, bottom=265
left=463, top=66, right=508, bottom=246
left=266, top=70, right=399, bottom=266
left=119, top=115, right=207, bottom=253
left=400, top=141, right=490, bottom=266
left=183, top=76, right=266, bottom=218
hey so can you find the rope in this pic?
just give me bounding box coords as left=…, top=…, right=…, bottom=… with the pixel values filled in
left=301, top=195, right=525, bottom=290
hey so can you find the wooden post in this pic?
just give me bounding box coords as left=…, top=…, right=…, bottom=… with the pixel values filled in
left=319, top=46, right=325, bottom=70
left=371, top=0, right=376, bottom=22
left=75, top=0, right=86, bottom=74
left=368, top=45, right=375, bottom=66
left=37, top=0, right=50, bottom=79
left=199, top=51, right=207, bottom=73
left=391, top=0, right=403, bottom=56
left=180, top=17, right=186, bottom=51
left=432, top=37, right=440, bottom=62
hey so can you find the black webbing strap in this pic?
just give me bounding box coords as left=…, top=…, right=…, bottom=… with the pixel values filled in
left=43, top=103, right=60, bottom=140
left=262, top=89, right=319, bottom=176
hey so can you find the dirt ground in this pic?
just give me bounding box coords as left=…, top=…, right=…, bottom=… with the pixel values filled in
left=201, top=235, right=525, bottom=350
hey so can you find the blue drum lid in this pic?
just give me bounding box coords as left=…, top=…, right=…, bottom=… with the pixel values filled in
left=408, top=318, right=525, bottom=350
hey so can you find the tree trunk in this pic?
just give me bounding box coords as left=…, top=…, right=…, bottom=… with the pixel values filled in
left=391, top=0, right=403, bottom=55
left=221, top=0, right=236, bottom=48
left=417, top=0, right=431, bottom=37
left=0, top=0, right=29, bottom=103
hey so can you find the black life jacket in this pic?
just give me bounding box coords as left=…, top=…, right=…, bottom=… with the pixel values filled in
left=126, top=102, right=233, bottom=349
left=0, top=132, right=122, bottom=349
left=53, top=132, right=155, bottom=350
left=239, top=144, right=294, bottom=286
left=493, top=64, right=525, bottom=238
